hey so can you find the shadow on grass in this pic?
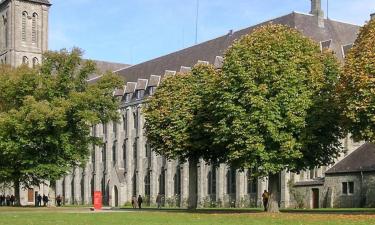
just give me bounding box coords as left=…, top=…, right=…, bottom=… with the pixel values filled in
left=117, top=208, right=265, bottom=214
left=117, top=207, right=375, bottom=215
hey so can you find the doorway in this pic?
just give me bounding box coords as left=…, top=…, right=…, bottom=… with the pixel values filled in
left=113, top=186, right=119, bottom=207
left=312, top=188, right=319, bottom=209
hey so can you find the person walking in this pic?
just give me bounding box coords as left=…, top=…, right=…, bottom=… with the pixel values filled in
left=10, top=195, right=15, bottom=206
left=0, top=195, right=4, bottom=206
left=156, top=193, right=162, bottom=209
left=37, top=194, right=42, bottom=207
left=131, top=196, right=138, bottom=209
left=137, top=195, right=143, bottom=209
left=5, top=195, right=10, bottom=206
left=42, top=195, right=49, bottom=207
left=56, top=195, right=62, bottom=207
left=262, top=190, right=269, bottom=212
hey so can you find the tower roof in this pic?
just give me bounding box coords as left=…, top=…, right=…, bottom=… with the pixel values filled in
left=23, top=0, right=51, bottom=5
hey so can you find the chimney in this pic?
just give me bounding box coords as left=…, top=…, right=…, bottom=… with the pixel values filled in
left=310, top=0, right=325, bottom=28
left=371, top=13, right=375, bottom=20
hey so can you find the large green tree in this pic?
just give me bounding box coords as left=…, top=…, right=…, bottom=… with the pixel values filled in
left=0, top=48, right=122, bottom=205
left=209, top=24, right=344, bottom=212
left=143, top=65, right=222, bottom=209
left=338, top=18, right=375, bottom=141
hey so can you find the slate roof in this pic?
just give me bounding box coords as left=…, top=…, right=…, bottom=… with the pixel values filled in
left=294, top=178, right=325, bottom=187
left=326, top=143, right=375, bottom=174
left=86, top=60, right=130, bottom=82
left=116, top=12, right=359, bottom=83
left=23, top=0, right=51, bottom=5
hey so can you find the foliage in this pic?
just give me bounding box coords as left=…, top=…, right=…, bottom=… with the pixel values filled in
left=144, top=64, right=223, bottom=163
left=338, top=18, right=375, bottom=142
left=0, top=48, right=122, bottom=196
left=209, top=24, right=343, bottom=176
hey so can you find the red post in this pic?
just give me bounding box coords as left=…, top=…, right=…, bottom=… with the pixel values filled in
left=94, top=191, right=102, bottom=210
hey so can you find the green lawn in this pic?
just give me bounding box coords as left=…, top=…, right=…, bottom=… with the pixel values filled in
left=0, top=207, right=375, bottom=225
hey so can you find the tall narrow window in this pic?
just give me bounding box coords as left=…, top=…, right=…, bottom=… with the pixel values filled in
left=22, top=12, right=27, bottom=42
left=32, top=13, right=38, bottom=44
left=22, top=56, right=29, bottom=65
left=32, top=57, right=39, bottom=67
left=123, top=141, right=127, bottom=169
left=112, top=140, right=117, bottom=166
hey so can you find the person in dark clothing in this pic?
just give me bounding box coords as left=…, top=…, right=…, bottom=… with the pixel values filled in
left=10, top=195, right=15, bottom=206
left=37, top=194, right=42, bottom=207
left=42, top=195, right=48, bottom=207
left=137, top=195, right=143, bottom=209
left=5, top=195, right=10, bottom=206
left=56, top=195, right=62, bottom=207
left=262, top=190, right=269, bottom=212
left=0, top=195, right=4, bottom=206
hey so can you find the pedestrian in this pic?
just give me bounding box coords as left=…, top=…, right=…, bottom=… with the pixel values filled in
left=10, top=195, right=15, bottom=206
left=56, top=195, right=62, bottom=207
left=131, top=196, right=138, bottom=209
left=0, top=195, right=4, bottom=206
left=137, top=195, right=143, bottom=209
left=37, top=194, right=42, bottom=207
left=156, top=193, right=162, bottom=209
left=42, top=195, right=48, bottom=207
left=262, top=190, right=269, bottom=212
left=5, top=195, right=10, bottom=206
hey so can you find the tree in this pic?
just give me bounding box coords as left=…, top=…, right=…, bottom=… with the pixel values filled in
left=209, top=24, right=343, bottom=212
left=0, top=48, right=122, bottom=205
left=338, top=18, right=375, bottom=142
left=143, top=65, right=223, bottom=209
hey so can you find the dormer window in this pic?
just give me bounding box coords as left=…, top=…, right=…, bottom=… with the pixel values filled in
left=320, top=39, right=332, bottom=51
left=136, top=90, right=144, bottom=100
left=149, top=86, right=156, bottom=96
left=124, top=93, right=131, bottom=103
left=342, top=44, right=353, bottom=58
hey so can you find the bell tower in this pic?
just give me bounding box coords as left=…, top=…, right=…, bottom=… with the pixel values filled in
left=0, top=0, right=50, bottom=67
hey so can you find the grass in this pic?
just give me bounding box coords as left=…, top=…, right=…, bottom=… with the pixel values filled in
left=0, top=207, right=375, bottom=225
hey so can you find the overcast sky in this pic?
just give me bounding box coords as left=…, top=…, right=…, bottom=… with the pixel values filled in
left=48, top=0, right=375, bottom=65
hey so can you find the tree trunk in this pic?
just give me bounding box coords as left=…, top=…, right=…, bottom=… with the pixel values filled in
left=14, top=179, right=21, bottom=206
left=267, top=173, right=280, bottom=213
left=188, top=157, right=198, bottom=210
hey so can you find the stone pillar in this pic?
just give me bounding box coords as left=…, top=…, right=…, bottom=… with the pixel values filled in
left=257, top=177, right=267, bottom=207
left=197, top=159, right=207, bottom=207
left=64, top=174, right=72, bottom=204
left=136, top=107, right=145, bottom=196
left=181, top=162, right=189, bottom=208
left=280, top=170, right=291, bottom=208
left=74, top=167, right=81, bottom=205
left=83, top=165, right=91, bottom=205
left=216, top=164, right=225, bottom=206
left=165, top=161, right=174, bottom=199
left=150, top=152, right=159, bottom=204
left=236, top=171, right=246, bottom=208
left=55, top=179, right=63, bottom=196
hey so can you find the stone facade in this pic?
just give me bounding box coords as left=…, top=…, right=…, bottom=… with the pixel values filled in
left=324, top=172, right=375, bottom=208
left=0, top=0, right=50, bottom=67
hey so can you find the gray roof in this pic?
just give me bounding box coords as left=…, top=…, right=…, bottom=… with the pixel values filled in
left=23, top=0, right=51, bottom=5
left=116, top=12, right=359, bottom=83
left=294, top=178, right=325, bottom=187
left=326, top=143, right=375, bottom=174
left=90, top=60, right=129, bottom=79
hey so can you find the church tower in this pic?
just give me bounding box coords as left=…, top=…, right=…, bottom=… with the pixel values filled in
left=0, top=0, right=50, bottom=67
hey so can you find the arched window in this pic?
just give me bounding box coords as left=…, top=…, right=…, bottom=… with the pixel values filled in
left=22, top=11, right=27, bottom=42
left=22, top=56, right=29, bottom=65
left=32, top=13, right=38, bottom=44
left=32, top=57, right=38, bottom=67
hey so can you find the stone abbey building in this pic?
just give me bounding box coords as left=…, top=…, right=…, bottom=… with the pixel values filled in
left=1, top=0, right=372, bottom=208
